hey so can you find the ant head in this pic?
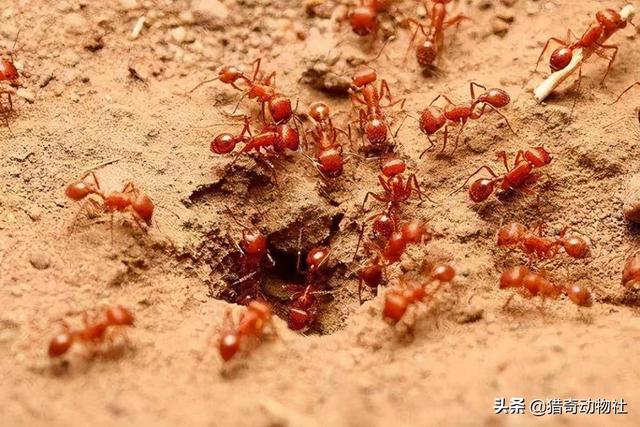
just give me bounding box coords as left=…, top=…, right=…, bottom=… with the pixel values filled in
left=350, top=6, right=377, bottom=36
left=308, top=101, right=331, bottom=122
left=306, top=246, right=330, bottom=272
left=106, top=306, right=135, bottom=326
left=382, top=232, right=406, bottom=262
left=372, top=212, right=395, bottom=240
left=269, top=95, right=293, bottom=123
left=218, top=65, right=243, bottom=84
left=469, top=178, right=495, bottom=202
left=352, top=67, right=377, bottom=88
left=358, top=263, right=384, bottom=288
left=248, top=301, right=271, bottom=320
left=562, top=236, right=590, bottom=259
left=400, top=219, right=427, bottom=244
left=364, top=118, right=388, bottom=145
left=48, top=332, right=73, bottom=358
left=566, top=284, right=592, bottom=307
left=211, top=133, right=238, bottom=154
left=0, top=60, right=19, bottom=81
left=288, top=307, right=310, bottom=330
left=496, top=222, right=527, bottom=246
left=499, top=265, right=529, bottom=289
left=241, top=230, right=268, bottom=258
left=523, top=146, right=552, bottom=167
left=317, top=148, right=344, bottom=177
left=132, top=194, right=154, bottom=225
left=482, top=89, right=510, bottom=108
left=276, top=124, right=300, bottom=151
left=416, top=40, right=437, bottom=67
left=549, top=47, right=572, bottom=72
left=381, top=158, right=406, bottom=177
left=65, top=180, right=95, bottom=201
left=383, top=291, right=409, bottom=322
left=430, top=263, right=455, bottom=282
left=596, top=9, right=626, bottom=31
left=419, top=106, right=446, bottom=135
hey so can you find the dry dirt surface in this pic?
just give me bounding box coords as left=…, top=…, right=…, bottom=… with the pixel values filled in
left=2, top=0, right=640, bottom=426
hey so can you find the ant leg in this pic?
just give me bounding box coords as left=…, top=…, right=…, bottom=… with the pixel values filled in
left=419, top=134, right=437, bottom=158
left=469, top=82, right=487, bottom=100
left=534, top=37, right=568, bottom=71
left=429, top=94, right=443, bottom=106
left=349, top=90, right=367, bottom=108
left=612, top=81, right=640, bottom=104
left=595, top=43, right=618, bottom=85
left=438, top=126, right=449, bottom=155
left=409, top=173, right=436, bottom=204
left=483, top=104, right=516, bottom=135
left=402, top=18, right=425, bottom=65
left=453, top=165, right=500, bottom=195
left=353, top=222, right=366, bottom=262
left=251, top=57, right=262, bottom=81
left=230, top=91, right=249, bottom=115
left=451, top=121, right=467, bottom=155
left=444, top=14, right=471, bottom=29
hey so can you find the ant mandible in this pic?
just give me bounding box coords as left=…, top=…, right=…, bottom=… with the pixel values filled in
left=48, top=306, right=135, bottom=358
left=535, top=8, right=632, bottom=84
left=218, top=301, right=275, bottom=361
left=404, top=0, right=470, bottom=68
left=496, top=222, right=590, bottom=259
left=65, top=171, right=155, bottom=234
left=349, top=67, right=405, bottom=153
left=418, top=82, right=514, bottom=155
left=458, top=147, right=552, bottom=203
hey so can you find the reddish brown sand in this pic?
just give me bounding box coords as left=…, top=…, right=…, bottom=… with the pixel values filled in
left=2, top=1, right=640, bottom=426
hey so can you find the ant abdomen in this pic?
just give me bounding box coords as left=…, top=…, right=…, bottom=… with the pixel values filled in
left=48, top=333, right=74, bottom=358
left=350, top=6, right=377, bottom=36
left=497, top=222, right=527, bottom=246
left=480, top=89, right=510, bottom=108
left=469, top=178, right=495, bottom=203
left=0, top=60, right=19, bottom=81
left=317, top=148, right=344, bottom=177
left=500, top=265, right=529, bottom=289
left=549, top=47, right=572, bottom=71
left=211, top=134, right=238, bottom=154
left=269, top=95, right=293, bottom=123
left=416, top=41, right=437, bottom=67
left=365, top=119, right=388, bottom=145
left=132, top=195, right=154, bottom=225
left=419, top=106, right=446, bottom=135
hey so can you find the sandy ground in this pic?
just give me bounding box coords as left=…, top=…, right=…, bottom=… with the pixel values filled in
left=2, top=0, right=640, bottom=426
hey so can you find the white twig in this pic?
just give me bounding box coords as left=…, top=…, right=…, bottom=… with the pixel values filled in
left=533, top=4, right=636, bottom=103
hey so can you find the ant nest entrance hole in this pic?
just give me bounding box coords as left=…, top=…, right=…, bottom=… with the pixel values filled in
left=209, top=212, right=349, bottom=335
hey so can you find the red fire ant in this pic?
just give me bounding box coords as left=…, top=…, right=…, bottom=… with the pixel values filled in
left=458, top=147, right=552, bottom=203
left=65, top=171, right=155, bottom=234
left=357, top=218, right=434, bottom=303
left=499, top=266, right=592, bottom=307
left=48, top=306, right=135, bottom=358
left=287, top=232, right=333, bottom=331
left=217, top=207, right=275, bottom=305
left=218, top=301, right=275, bottom=361
left=349, top=0, right=395, bottom=37
left=303, top=102, right=349, bottom=178
left=383, top=262, right=455, bottom=322
left=349, top=67, right=405, bottom=152
left=418, top=83, right=514, bottom=155
left=622, top=253, right=640, bottom=288
left=496, top=222, right=590, bottom=259
left=404, top=0, right=470, bottom=68
left=534, top=8, right=632, bottom=84
left=191, top=58, right=299, bottom=127
left=210, top=115, right=299, bottom=180
left=361, top=158, right=424, bottom=212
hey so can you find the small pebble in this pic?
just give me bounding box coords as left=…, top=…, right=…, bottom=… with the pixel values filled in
left=29, top=251, right=51, bottom=270
left=16, top=88, right=35, bottom=103
left=27, top=207, right=41, bottom=221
